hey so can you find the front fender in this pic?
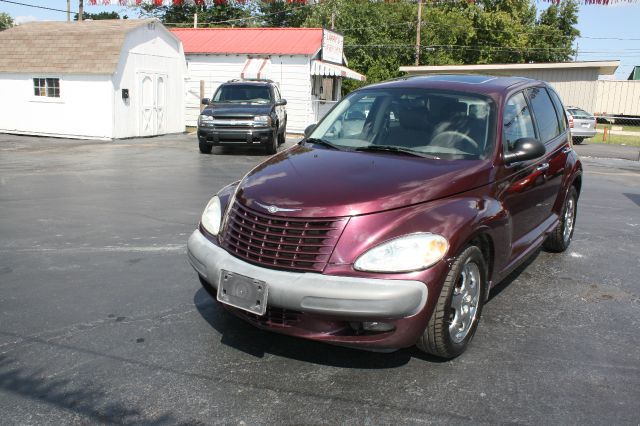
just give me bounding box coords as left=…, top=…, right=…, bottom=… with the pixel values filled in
left=328, top=187, right=508, bottom=279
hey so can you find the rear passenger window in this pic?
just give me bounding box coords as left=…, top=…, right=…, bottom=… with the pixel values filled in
left=547, top=89, right=567, bottom=133
left=527, top=87, right=560, bottom=142
left=503, top=92, right=536, bottom=151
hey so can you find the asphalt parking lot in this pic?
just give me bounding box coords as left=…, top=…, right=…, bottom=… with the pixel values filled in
left=1, top=133, right=639, bottom=425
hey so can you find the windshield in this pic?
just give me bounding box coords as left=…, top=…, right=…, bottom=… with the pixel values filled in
left=309, top=88, right=496, bottom=160
left=213, top=85, right=272, bottom=104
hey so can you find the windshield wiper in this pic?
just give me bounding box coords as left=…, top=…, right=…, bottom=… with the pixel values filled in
left=355, top=145, right=439, bottom=159
left=305, top=138, right=344, bottom=151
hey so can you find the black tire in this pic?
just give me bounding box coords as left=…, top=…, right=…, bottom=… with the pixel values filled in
left=573, top=137, right=583, bottom=145
left=544, top=186, right=578, bottom=252
left=417, top=245, right=487, bottom=359
left=265, top=128, right=278, bottom=155
left=278, top=124, right=286, bottom=145
left=199, top=140, right=213, bottom=154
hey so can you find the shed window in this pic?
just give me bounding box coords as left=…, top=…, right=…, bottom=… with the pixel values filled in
left=33, top=78, right=60, bottom=98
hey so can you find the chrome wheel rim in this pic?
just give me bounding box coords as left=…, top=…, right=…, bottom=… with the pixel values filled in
left=449, top=261, right=481, bottom=344
left=563, top=197, right=575, bottom=244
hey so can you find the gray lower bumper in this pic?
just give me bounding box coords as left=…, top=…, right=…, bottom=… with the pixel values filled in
left=187, top=230, right=428, bottom=319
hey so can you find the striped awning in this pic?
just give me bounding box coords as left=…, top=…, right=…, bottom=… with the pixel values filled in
left=311, top=60, right=366, bottom=82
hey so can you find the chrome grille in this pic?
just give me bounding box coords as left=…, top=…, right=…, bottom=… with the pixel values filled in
left=222, top=201, right=347, bottom=272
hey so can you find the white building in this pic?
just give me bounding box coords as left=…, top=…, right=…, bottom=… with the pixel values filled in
left=171, top=27, right=365, bottom=133
left=0, top=19, right=186, bottom=140
left=399, top=61, right=640, bottom=116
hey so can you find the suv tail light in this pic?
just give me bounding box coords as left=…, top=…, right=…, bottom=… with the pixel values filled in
left=568, top=115, right=574, bottom=128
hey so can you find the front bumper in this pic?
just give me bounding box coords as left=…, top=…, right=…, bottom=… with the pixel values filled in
left=187, top=230, right=428, bottom=319
left=187, top=230, right=432, bottom=350
left=197, top=126, right=273, bottom=146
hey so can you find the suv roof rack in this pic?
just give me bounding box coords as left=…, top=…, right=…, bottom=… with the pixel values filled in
left=228, top=78, right=275, bottom=84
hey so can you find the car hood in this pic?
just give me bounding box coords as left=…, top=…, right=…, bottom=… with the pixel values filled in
left=202, top=103, right=272, bottom=118
left=234, top=144, right=495, bottom=218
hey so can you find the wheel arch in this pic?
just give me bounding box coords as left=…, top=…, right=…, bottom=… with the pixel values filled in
left=466, top=232, right=495, bottom=300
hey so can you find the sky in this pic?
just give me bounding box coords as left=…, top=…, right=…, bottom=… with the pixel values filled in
left=1, top=0, right=639, bottom=79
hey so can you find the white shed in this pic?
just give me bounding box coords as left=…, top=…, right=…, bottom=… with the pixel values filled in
left=171, top=27, right=365, bottom=134
left=0, top=19, right=185, bottom=140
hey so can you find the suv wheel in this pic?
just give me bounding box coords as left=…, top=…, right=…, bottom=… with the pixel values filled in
left=573, top=137, right=583, bottom=145
left=278, top=124, right=287, bottom=145
left=265, top=128, right=278, bottom=155
left=199, top=140, right=213, bottom=154
left=417, top=245, right=487, bottom=359
left=544, top=186, right=578, bottom=252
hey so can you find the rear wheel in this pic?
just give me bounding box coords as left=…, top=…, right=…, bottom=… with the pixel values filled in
left=572, top=137, right=583, bottom=145
left=544, top=186, right=578, bottom=252
left=417, top=245, right=487, bottom=359
left=199, top=140, right=213, bottom=154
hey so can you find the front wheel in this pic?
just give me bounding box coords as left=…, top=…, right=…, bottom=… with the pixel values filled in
left=265, top=128, right=278, bottom=155
left=199, top=140, right=213, bottom=154
left=544, top=186, right=578, bottom=252
left=278, top=124, right=287, bottom=145
left=417, top=245, right=487, bottom=359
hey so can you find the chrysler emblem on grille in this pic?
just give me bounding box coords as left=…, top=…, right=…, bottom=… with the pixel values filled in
left=254, top=201, right=301, bottom=214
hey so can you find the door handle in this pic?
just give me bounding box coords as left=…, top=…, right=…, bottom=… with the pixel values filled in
left=562, top=147, right=572, bottom=154
left=536, top=163, right=549, bottom=172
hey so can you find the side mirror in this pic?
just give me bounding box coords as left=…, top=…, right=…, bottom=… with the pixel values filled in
left=277, top=99, right=287, bottom=106
left=504, top=138, right=546, bottom=165
left=304, top=124, right=316, bottom=138
left=201, top=98, right=210, bottom=105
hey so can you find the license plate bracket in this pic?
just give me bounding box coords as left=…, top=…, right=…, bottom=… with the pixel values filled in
left=217, top=270, right=268, bottom=316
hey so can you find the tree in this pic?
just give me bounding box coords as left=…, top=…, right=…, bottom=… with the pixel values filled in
left=257, top=1, right=311, bottom=27
left=74, top=11, right=125, bottom=21
left=529, top=0, right=580, bottom=62
left=304, top=0, right=416, bottom=92
left=138, top=3, right=252, bottom=27
left=0, top=12, right=13, bottom=31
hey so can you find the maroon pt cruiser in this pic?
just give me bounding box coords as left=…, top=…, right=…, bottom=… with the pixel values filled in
left=187, top=75, right=582, bottom=358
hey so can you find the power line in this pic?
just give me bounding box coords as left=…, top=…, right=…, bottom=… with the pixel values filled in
left=0, top=0, right=77, bottom=14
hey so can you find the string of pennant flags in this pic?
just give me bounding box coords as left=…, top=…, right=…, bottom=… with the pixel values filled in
left=87, top=0, right=640, bottom=6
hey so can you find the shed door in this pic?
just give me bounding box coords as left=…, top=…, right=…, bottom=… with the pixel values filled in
left=138, top=73, right=168, bottom=136
left=156, top=75, right=166, bottom=134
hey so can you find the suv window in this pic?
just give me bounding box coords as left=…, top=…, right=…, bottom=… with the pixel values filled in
left=503, top=92, right=536, bottom=151
left=527, top=87, right=560, bottom=143
left=213, top=84, right=272, bottom=104
left=273, top=85, right=281, bottom=102
left=547, top=89, right=567, bottom=133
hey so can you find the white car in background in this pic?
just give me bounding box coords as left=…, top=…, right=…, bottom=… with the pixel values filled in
left=566, top=106, right=597, bottom=144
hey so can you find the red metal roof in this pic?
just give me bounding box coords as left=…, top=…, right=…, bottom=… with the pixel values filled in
left=171, top=28, right=324, bottom=55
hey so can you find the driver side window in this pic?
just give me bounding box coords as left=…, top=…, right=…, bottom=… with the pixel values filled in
left=503, top=92, right=536, bottom=151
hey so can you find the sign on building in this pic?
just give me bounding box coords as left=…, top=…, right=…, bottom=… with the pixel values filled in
left=322, top=29, right=344, bottom=65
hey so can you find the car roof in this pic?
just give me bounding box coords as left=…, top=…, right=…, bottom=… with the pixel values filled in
left=362, top=74, right=538, bottom=97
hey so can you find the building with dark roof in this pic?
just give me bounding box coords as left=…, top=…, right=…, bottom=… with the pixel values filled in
left=0, top=19, right=186, bottom=139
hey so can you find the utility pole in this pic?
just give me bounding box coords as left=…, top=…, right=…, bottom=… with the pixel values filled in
left=330, top=10, right=335, bottom=30
left=415, top=0, right=423, bottom=66
left=78, top=0, right=83, bottom=21
left=67, top=0, right=70, bottom=22
left=194, top=12, right=198, bottom=28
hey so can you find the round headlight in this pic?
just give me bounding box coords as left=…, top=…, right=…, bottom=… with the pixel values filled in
left=201, top=196, right=222, bottom=236
left=354, top=233, right=448, bottom=273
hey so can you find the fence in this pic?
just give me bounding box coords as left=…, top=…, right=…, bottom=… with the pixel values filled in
left=587, top=115, right=640, bottom=149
